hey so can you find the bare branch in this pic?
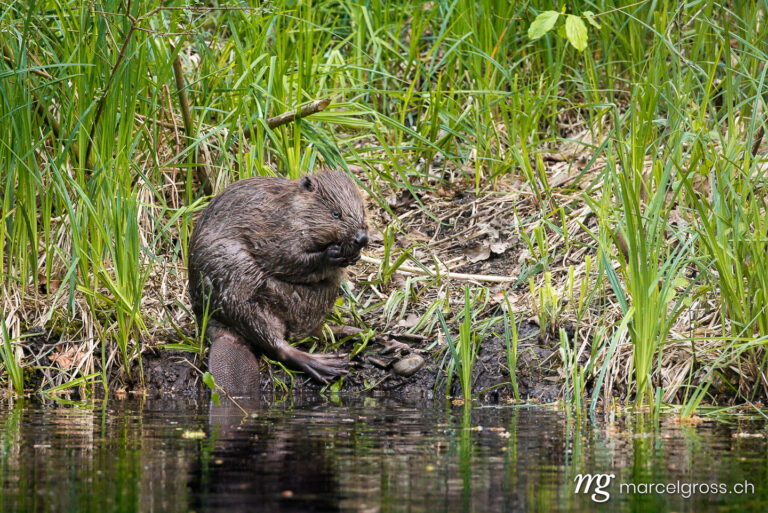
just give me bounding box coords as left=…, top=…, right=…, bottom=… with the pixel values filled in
left=171, top=46, right=212, bottom=196
left=243, top=98, right=332, bottom=140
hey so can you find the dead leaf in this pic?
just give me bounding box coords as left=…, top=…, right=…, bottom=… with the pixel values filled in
left=396, top=313, right=420, bottom=329
left=490, top=240, right=511, bottom=255
left=464, top=243, right=491, bottom=262
left=48, top=346, right=85, bottom=370
left=668, top=209, right=688, bottom=228
left=491, top=290, right=507, bottom=304
left=408, top=230, right=431, bottom=242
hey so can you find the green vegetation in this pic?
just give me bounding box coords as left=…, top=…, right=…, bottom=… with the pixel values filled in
left=1, top=1, right=767, bottom=413
left=438, top=286, right=482, bottom=402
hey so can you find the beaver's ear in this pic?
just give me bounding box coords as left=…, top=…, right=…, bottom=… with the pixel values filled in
left=299, top=176, right=314, bottom=192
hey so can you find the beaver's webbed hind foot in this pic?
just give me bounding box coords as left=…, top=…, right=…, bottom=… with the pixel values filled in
left=276, top=343, right=348, bottom=384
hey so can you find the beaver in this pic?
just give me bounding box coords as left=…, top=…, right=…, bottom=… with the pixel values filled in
left=188, top=171, right=369, bottom=392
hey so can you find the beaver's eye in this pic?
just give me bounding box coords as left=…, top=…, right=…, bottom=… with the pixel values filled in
left=332, top=210, right=341, bottom=219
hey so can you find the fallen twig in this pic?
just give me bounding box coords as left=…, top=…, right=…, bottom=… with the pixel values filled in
left=244, top=98, right=332, bottom=139
left=360, top=255, right=516, bottom=284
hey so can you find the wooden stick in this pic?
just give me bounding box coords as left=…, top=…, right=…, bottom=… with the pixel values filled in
left=84, top=10, right=142, bottom=172
left=244, top=98, right=331, bottom=140
left=171, top=46, right=212, bottom=196
left=1, top=41, right=52, bottom=81
left=359, top=255, right=517, bottom=284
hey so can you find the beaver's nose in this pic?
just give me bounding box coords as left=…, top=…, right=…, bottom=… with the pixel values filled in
left=354, top=230, right=369, bottom=248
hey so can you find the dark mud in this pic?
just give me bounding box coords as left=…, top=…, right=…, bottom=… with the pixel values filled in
left=16, top=298, right=569, bottom=403
left=142, top=350, right=204, bottom=399
left=136, top=320, right=565, bottom=403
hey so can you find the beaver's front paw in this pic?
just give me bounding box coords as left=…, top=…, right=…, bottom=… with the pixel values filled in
left=323, top=244, right=346, bottom=266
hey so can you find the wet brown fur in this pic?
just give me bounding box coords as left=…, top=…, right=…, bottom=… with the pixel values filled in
left=188, top=172, right=368, bottom=386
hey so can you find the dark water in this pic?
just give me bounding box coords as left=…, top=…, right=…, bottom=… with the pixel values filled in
left=0, top=396, right=767, bottom=513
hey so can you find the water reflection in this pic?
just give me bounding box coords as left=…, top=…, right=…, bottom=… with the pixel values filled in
left=0, top=397, right=766, bottom=512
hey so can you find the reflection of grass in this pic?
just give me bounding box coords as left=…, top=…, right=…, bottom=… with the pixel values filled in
left=458, top=403, right=472, bottom=512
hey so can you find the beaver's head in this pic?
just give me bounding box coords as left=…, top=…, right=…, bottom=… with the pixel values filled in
left=298, top=171, right=368, bottom=266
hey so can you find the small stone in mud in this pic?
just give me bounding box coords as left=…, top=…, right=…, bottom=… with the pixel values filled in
left=392, top=354, right=425, bottom=377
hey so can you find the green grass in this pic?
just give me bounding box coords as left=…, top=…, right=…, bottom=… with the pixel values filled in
left=0, top=0, right=767, bottom=409
left=1, top=316, right=23, bottom=395
left=502, top=296, right=520, bottom=403
left=438, top=285, right=482, bottom=402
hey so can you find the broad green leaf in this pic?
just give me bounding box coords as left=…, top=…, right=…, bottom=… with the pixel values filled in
left=203, top=371, right=216, bottom=390
left=583, top=11, right=600, bottom=29
left=583, top=11, right=601, bottom=29
left=565, top=15, right=588, bottom=51
left=528, top=11, right=560, bottom=40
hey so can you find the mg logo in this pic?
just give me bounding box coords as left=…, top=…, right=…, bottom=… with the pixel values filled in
left=573, top=473, right=616, bottom=503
